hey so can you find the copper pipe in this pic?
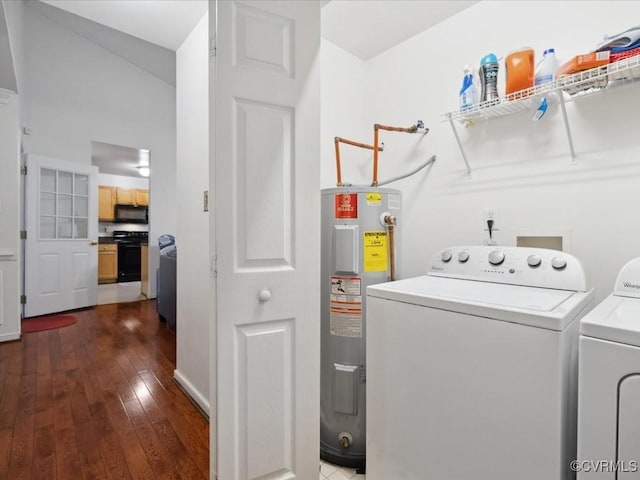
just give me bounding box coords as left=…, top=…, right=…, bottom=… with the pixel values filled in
left=375, top=123, right=418, bottom=134
left=334, top=137, right=342, bottom=186
left=336, top=137, right=380, bottom=150
left=334, top=136, right=382, bottom=187
left=372, top=126, right=380, bottom=186
left=372, top=122, right=422, bottom=186
left=384, top=214, right=397, bottom=281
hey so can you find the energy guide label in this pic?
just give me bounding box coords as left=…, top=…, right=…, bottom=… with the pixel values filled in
left=330, top=276, right=362, bottom=338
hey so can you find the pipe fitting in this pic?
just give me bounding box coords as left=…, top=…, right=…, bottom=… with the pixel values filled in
left=380, top=212, right=396, bottom=227
left=338, top=432, right=353, bottom=449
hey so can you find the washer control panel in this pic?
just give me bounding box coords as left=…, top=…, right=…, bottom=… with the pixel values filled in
left=614, top=257, right=640, bottom=298
left=429, top=246, right=589, bottom=291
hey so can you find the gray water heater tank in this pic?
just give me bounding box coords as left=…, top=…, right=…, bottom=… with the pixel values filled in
left=320, top=186, right=401, bottom=471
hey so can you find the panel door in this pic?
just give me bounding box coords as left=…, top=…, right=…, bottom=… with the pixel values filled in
left=213, top=1, right=321, bottom=478
left=25, top=154, right=99, bottom=317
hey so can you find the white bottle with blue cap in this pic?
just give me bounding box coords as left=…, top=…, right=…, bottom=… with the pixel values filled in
left=459, top=65, right=476, bottom=111
left=479, top=53, right=500, bottom=105
left=535, top=48, right=558, bottom=86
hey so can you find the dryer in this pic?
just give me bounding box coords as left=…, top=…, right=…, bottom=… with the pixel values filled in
left=578, top=257, right=640, bottom=479
left=366, top=246, right=594, bottom=480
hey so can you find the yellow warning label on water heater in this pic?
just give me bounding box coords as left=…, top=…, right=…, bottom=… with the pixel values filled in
left=366, top=192, right=382, bottom=205
left=363, top=231, right=388, bottom=272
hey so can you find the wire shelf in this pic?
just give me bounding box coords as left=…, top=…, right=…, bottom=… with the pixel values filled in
left=442, top=54, right=640, bottom=175
left=443, top=54, right=640, bottom=125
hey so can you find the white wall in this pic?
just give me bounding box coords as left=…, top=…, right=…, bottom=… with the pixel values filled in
left=322, top=0, right=640, bottom=303
left=320, top=38, right=369, bottom=188
left=20, top=3, right=177, bottom=297
left=0, top=91, right=21, bottom=341
left=175, top=13, right=210, bottom=413
left=2, top=0, right=23, bottom=95
left=97, top=173, right=150, bottom=190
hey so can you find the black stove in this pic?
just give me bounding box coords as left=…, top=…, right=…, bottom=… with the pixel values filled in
left=113, top=230, right=149, bottom=244
left=113, top=231, right=148, bottom=282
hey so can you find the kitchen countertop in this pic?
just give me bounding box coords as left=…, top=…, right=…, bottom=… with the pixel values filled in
left=98, top=237, right=116, bottom=244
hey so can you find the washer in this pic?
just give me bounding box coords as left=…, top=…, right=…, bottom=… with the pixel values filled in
left=578, top=257, right=640, bottom=479
left=366, top=246, right=594, bottom=480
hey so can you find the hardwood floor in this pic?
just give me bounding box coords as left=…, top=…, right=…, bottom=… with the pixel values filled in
left=0, top=300, right=209, bottom=480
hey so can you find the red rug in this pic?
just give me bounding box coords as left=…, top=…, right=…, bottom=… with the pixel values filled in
left=22, top=314, right=78, bottom=333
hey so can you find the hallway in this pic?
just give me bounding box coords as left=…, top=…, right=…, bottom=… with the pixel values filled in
left=0, top=300, right=209, bottom=479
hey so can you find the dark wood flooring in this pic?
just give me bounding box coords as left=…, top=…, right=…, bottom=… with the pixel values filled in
left=0, top=300, right=209, bottom=480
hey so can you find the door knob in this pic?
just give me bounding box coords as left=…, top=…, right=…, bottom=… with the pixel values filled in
left=258, top=289, right=272, bottom=303
left=90, top=240, right=98, bottom=245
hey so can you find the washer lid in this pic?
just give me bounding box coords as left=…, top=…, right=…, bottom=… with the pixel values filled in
left=367, top=275, right=593, bottom=331
left=580, top=295, right=640, bottom=347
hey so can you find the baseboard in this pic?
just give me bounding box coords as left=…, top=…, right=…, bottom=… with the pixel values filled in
left=173, top=369, right=210, bottom=417
left=0, top=331, right=20, bottom=342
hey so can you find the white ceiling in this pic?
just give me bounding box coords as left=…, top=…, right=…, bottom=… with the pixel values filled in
left=322, top=0, right=478, bottom=60
left=40, top=0, right=208, bottom=51
left=92, top=141, right=150, bottom=178
left=41, top=1, right=476, bottom=176
left=42, top=0, right=476, bottom=59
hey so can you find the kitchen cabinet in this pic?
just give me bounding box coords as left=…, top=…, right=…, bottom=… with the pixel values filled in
left=141, top=243, right=149, bottom=297
left=98, top=244, right=118, bottom=283
left=98, top=186, right=116, bottom=221
left=442, top=54, right=640, bottom=174
left=116, top=188, right=135, bottom=205
left=135, top=189, right=149, bottom=206
left=116, top=188, right=149, bottom=206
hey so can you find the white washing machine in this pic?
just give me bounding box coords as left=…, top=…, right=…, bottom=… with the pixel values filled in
left=366, top=246, right=594, bottom=480
left=578, top=257, right=640, bottom=479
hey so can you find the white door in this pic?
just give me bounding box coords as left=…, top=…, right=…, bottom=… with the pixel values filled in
left=213, top=0, right=321, bottom=478
left=25, top=154, right=99, bottom=317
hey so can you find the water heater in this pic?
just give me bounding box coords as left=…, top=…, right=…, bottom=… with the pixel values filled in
left=320, top=186, right=401, bottom=471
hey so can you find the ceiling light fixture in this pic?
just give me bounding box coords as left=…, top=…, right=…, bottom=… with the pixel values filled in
left=137, top=166, right=150, bottom=177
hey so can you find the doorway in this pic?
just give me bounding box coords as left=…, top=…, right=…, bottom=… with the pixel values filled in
left=91, top=141, right=151, bottom=305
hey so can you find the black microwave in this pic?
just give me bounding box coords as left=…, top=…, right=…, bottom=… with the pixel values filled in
left=114, top=204, right=148, bottom=224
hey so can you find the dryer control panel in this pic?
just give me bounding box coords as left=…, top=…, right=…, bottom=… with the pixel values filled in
left=429, top=246, right=589, bottom=292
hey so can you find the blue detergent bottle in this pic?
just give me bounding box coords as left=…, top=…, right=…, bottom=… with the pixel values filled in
left=459, top=65, right=475, bottom=111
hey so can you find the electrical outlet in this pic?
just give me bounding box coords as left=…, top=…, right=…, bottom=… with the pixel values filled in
left=483, top=208, right=499, bottom=246
left=483, top=208, right=497, bottom=222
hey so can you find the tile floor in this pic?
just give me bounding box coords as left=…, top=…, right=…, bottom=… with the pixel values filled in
left=97, top=281, right=146, bottom=305
left=320, top=460, right=366, bottom=479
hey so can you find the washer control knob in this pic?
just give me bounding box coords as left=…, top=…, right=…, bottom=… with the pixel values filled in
left=441, top=250, right=452, bottom=263
left=488, top=250, right=505, bottom=266
left=458, top=251, right=470, bottom=263
left=527, top=255, right=542, bottom=268
left=551, top=257, right=567, bottom=270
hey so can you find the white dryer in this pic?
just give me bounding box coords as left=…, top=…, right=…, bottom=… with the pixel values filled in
left=578, top=257, right=640, bottom=479
left=366, top=246, right=594, bottom=480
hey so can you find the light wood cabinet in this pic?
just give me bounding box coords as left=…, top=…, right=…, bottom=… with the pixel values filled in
left=141, top=243, right=149, bottom=296
left=98, top=244, right=118, bottom=283
left=115, top=187, right=149, bottom=206
left=98, top=186, right=117, bottom=221
left=116, top=188, right=135, bottom=205
left=135, top=189, right=149, bottom=206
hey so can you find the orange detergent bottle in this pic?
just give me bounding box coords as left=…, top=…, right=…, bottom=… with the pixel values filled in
left=505, top=48, right=534, bottom=95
